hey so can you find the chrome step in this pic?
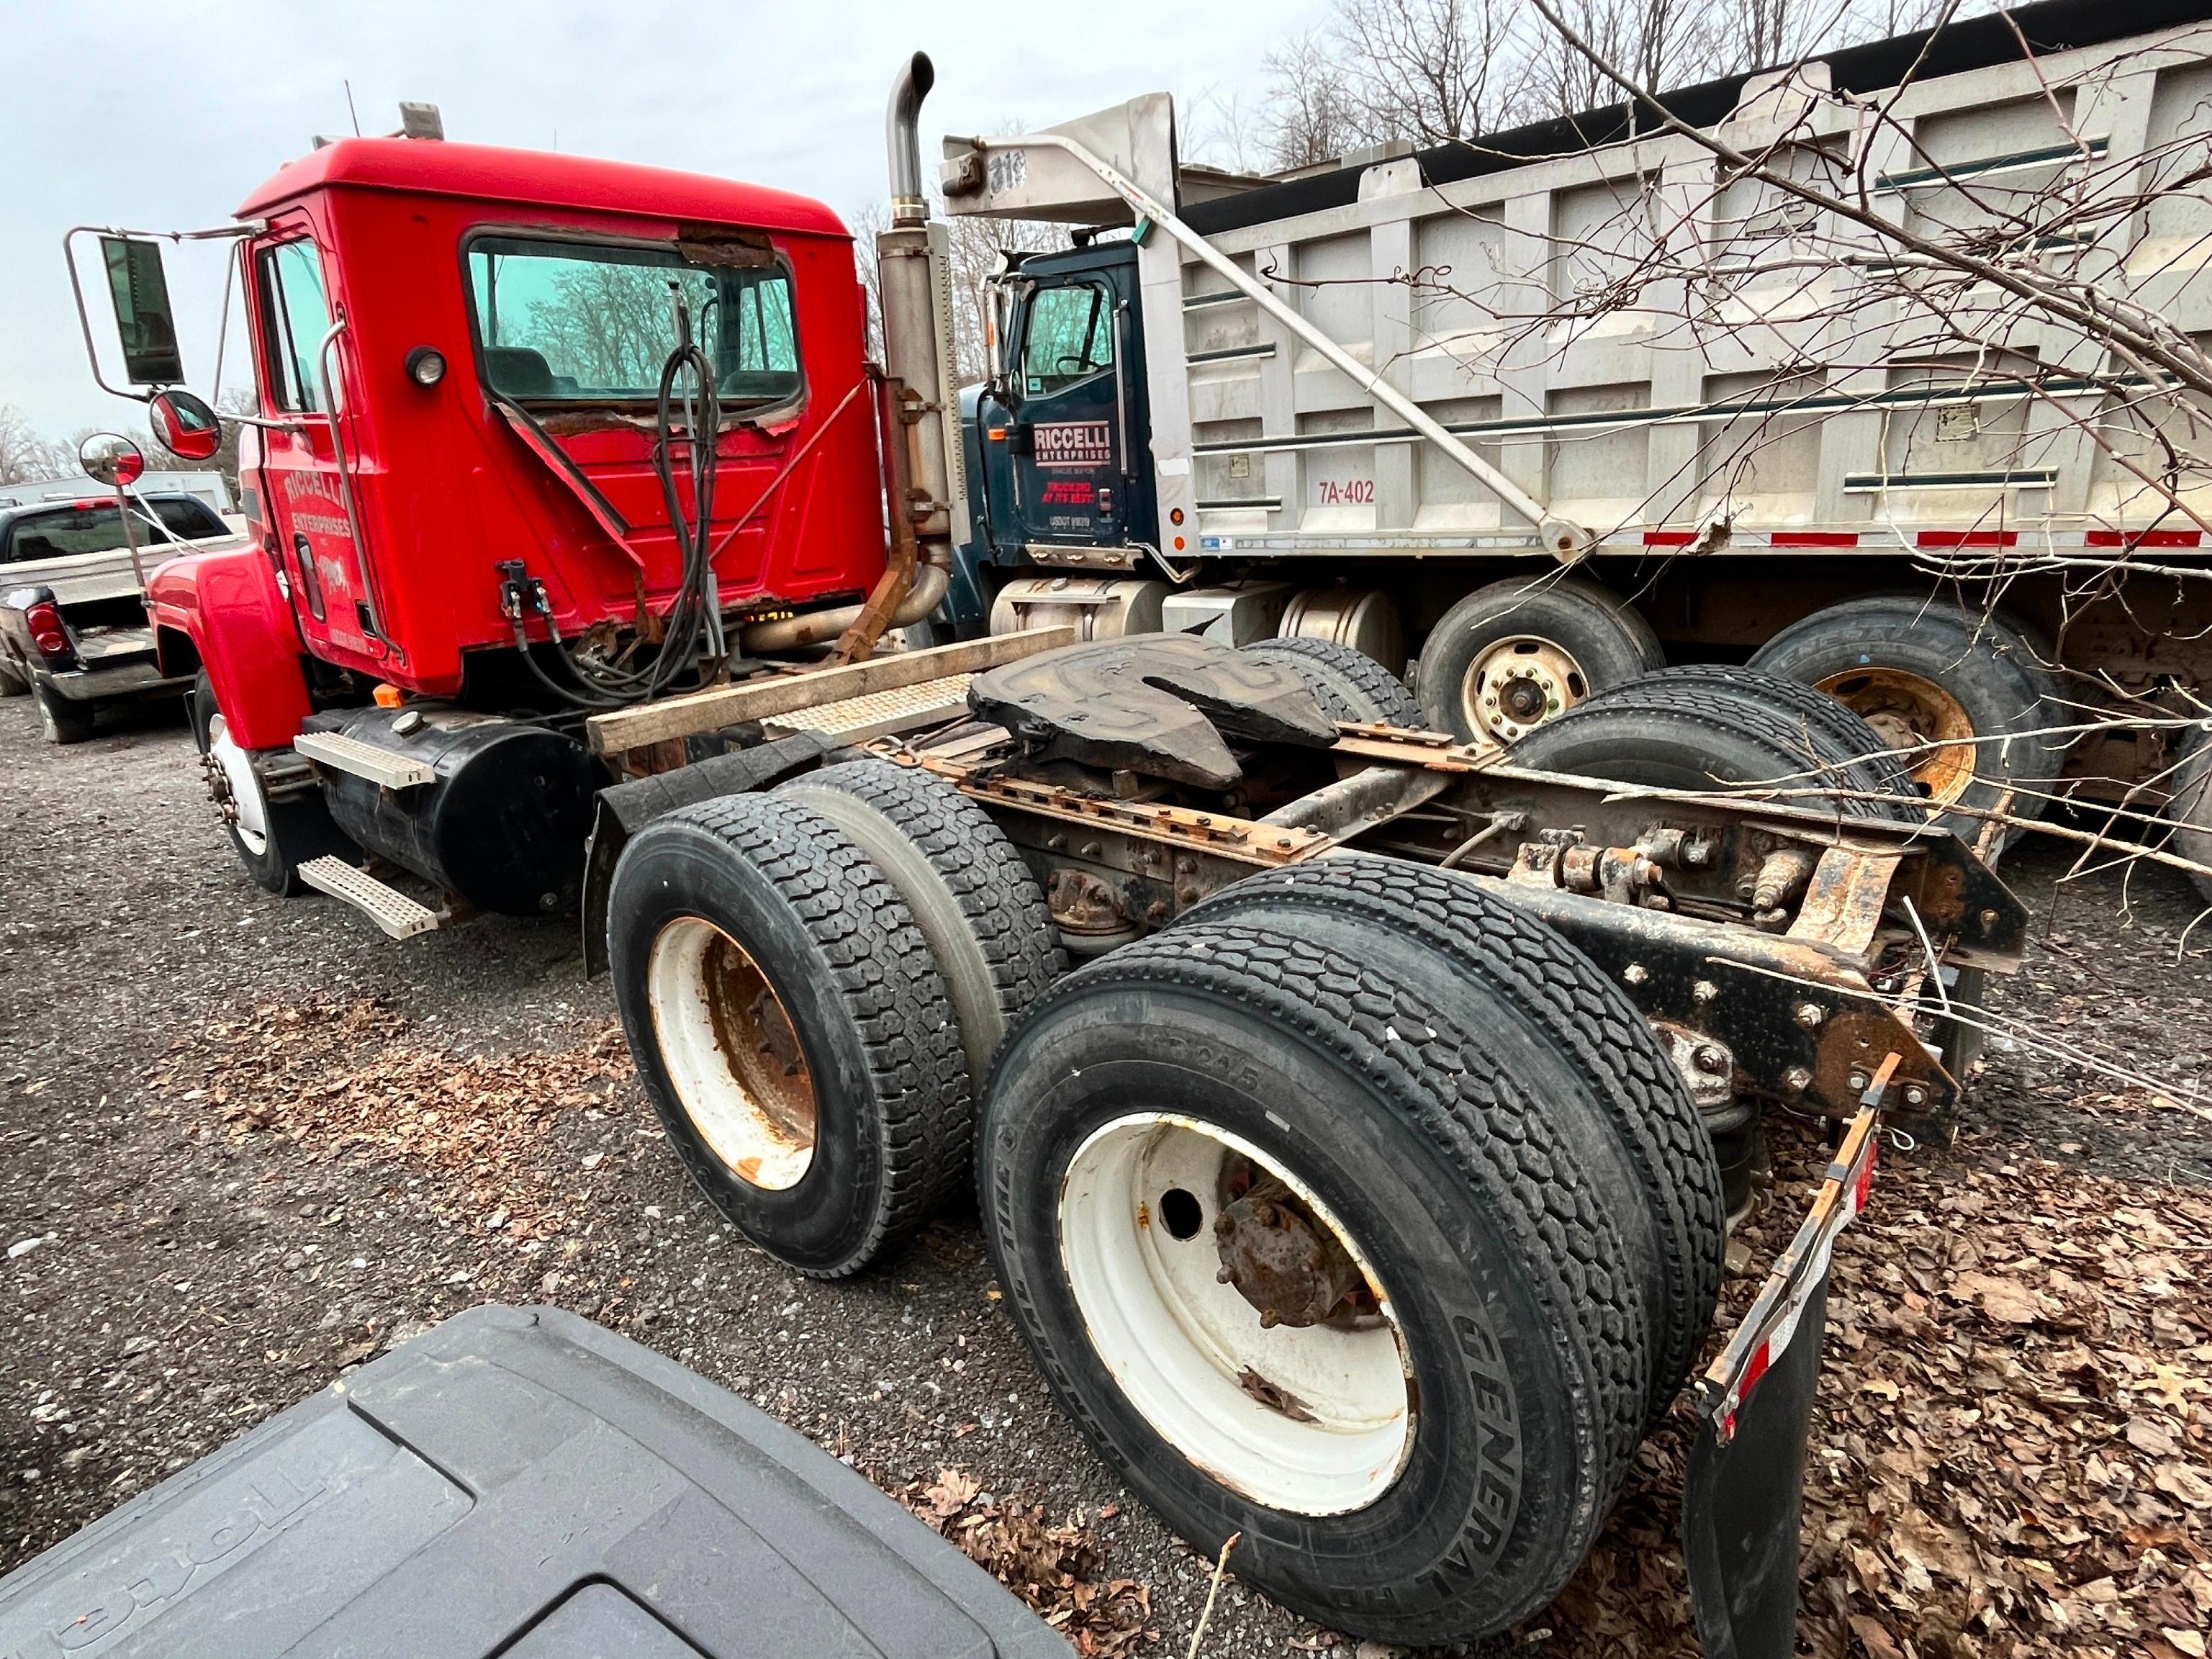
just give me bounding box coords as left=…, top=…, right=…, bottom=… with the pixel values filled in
left=761, top=673, right=973, bottom=744
left=297, top=856, right=446, bottom=939
left=293, top=731, right=435, bottom=789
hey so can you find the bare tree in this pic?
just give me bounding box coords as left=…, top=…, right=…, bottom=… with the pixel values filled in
left=1260, top=0, right=1997, bottom=163
left=1257, top=31, right=1364, bottom=170
left=0, top=404, right=68, bottom=487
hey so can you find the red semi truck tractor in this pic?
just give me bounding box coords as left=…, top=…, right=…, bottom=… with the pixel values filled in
left=73, top=117, right=952, bottom=918
left=62, top=58, right=2031, bottom=1658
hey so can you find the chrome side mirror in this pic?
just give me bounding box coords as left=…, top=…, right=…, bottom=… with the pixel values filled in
left=78, top=432, right=146, bottom=488
left=150, top=388, right=222, bottom=461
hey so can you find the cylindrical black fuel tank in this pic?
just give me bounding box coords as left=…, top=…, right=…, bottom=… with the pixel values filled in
left=312, top=705, right=602, bottom=916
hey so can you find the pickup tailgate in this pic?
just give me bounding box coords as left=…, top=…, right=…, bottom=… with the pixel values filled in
left=1683, top=1107, right=1880, bottom=1659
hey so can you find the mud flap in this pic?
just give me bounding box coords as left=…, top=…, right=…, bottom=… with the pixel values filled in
left=578, top=732, right=834, bottom=975
left=1684, top=1106, right=1880, bottom=1659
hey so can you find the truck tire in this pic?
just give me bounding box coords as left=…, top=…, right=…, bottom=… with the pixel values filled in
left=34, top=683, right=97, bottom=744
left=0, top=656, right=29, bottom=697
left=1242, top=636, right=1426, bottom=728
left=980, top=918, right=1650, bottom=1646
left=189, top=672, right=353, bottom=893
left=777, top=759, right=1065, bottom=1090
left=2172, top=723, right=2212, bottom=907
left=1632, top=664, right=1927, bottom=814
left=1748, top=595, right=2062, bottom=836
left=607, top=791, right=966, bottom=1278
left=1178, top=856, right=1724, bottom=1419
left=1417, top=574, right=1664, bottom=746
left=1509, top=669, right=1905, bottom=823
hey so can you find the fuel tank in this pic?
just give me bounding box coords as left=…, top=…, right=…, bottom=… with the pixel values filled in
left=308, top=705, right=602, bottom=916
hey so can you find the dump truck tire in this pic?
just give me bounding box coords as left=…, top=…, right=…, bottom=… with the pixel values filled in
left=1417, top=574, right=1664, bottom=745
left=1508, top=669, right=1903, bottom=822
left=778, top=759, right=1065, bottom=1091
left=980, top=918, right=1649, bottom=1646
left=191, top=671, right=354, bottom=895
left=1749, top=595, right=2062, bottom=836
left=1243, top=635, right=1426, bottom=728
left=608, top=792, right=966, bottom=1278
left=1178, top=856, right=1725, bottom=1419
left=1631, top=664, right=1926, bottom=815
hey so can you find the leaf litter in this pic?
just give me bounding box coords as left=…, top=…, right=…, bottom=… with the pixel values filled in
left=144, top=998, right=2212, bottom=1657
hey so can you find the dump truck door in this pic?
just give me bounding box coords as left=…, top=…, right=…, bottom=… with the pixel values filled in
left=998, top=250, right=1147, bottom=556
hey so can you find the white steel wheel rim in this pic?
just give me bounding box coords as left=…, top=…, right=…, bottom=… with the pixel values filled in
left=1058, top=1113, right=1413, bottom=1516
left=647, top=916, right=817, bottom=1191
left=207, top=712, right=269, bottom=854
left=1466, top=634, right=1589, bottom=743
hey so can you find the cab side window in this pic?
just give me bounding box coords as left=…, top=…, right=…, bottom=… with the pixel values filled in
left=1022, top=284, right=1114, bottom=396
left=256, top=240, right=334, bottom=414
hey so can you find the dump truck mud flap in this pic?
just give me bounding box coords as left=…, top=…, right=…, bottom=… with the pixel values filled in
left=1684, top=1107, right=1879, bottom=1659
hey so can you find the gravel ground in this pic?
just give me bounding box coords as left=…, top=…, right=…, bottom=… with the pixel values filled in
left=3, top=693, right=2208, bottom=1655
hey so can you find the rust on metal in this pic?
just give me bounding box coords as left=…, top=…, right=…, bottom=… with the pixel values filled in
left=1211, top=1170, right=1373, bottom=1332
left=699, top=930, right=817, bottom=1183
left=1787, top=846, right=1903, bottom=957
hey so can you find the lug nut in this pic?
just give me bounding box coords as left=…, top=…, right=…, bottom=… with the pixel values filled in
left=1693, top=1044, right=1728, bottom=1075
left=1783, top=1066, right=1812, bottom=1093
left=1692, top=980, right=1720, bottom=1004
left=1794, top=1002, right=1824, bottom=1028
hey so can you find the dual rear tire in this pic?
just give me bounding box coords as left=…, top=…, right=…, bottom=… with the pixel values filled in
left=979, top=863, right=1723, bottom=1645
left=608, top=761, right=1062, bottom=1278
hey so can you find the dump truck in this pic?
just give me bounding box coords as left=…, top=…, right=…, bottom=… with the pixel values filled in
left=60, top=38, right=2036, bottom=1658
left=946, top=0, right=2212, bottom=870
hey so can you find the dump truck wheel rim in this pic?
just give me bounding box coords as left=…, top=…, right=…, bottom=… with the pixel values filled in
left=1815, top=666, right=1977, bottom=805
left=1059, top=1112, right=1412, bottom=1516
left=649, top=917, right=818, bottom=1191
left=207, top=712, right=268, bottom=855
left=1466, top=635, right=1587, bottom=743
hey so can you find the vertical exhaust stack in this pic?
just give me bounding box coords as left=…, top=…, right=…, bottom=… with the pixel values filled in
left=877, top=51, right=968, bottom=553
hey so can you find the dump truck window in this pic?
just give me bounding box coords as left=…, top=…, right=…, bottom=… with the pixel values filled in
left=1022, top=283, right=1112, bottom=395
left=256, top=240, right=333, bottom=414
left=465, top=235, right=803, bottom=411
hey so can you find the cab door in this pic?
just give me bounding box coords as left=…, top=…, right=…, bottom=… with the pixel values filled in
left=1006, top=274, right=1131, bottom=551
left=250, top=230, right=379, bottom=662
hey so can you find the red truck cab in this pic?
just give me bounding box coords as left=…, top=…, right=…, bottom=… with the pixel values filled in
left=151, top=135, right=884, bottom=749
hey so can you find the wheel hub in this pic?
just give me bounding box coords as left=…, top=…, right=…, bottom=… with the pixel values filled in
left=648, top=918, right=818, bottom=1190
left=1211, top=1169, right=1371, bottom=1329
left=1815, top=666, right=1978, bottom=805
left=1057, top=1114, right=1413, bottom=1516
left=1466, top=636, right=1589, bottom=743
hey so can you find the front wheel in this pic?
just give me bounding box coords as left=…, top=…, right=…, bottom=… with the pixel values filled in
left=190, top=672, right=352, bottom=895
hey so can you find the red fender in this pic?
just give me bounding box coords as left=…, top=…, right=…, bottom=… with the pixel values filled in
left=147, top=547, right=312, bottom=750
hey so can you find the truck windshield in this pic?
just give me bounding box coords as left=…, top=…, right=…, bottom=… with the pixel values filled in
left=466, top=235, right=803, bottom=412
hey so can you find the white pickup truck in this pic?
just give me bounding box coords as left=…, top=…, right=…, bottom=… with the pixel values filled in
left=0, top=491, right=243, bottom=742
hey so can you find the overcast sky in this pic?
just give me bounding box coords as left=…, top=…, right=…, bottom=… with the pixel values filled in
left=1, top=0, right=1312, bottom=440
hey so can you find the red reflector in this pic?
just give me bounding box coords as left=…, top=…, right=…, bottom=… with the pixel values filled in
left=1915, top=531, right=2017, bottom=548
left=1643, top=530, right=1699, bottom=546
left=1769, top=532, right=1860, bottom=547
left=2085, top=529, right=2201, bottom=547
